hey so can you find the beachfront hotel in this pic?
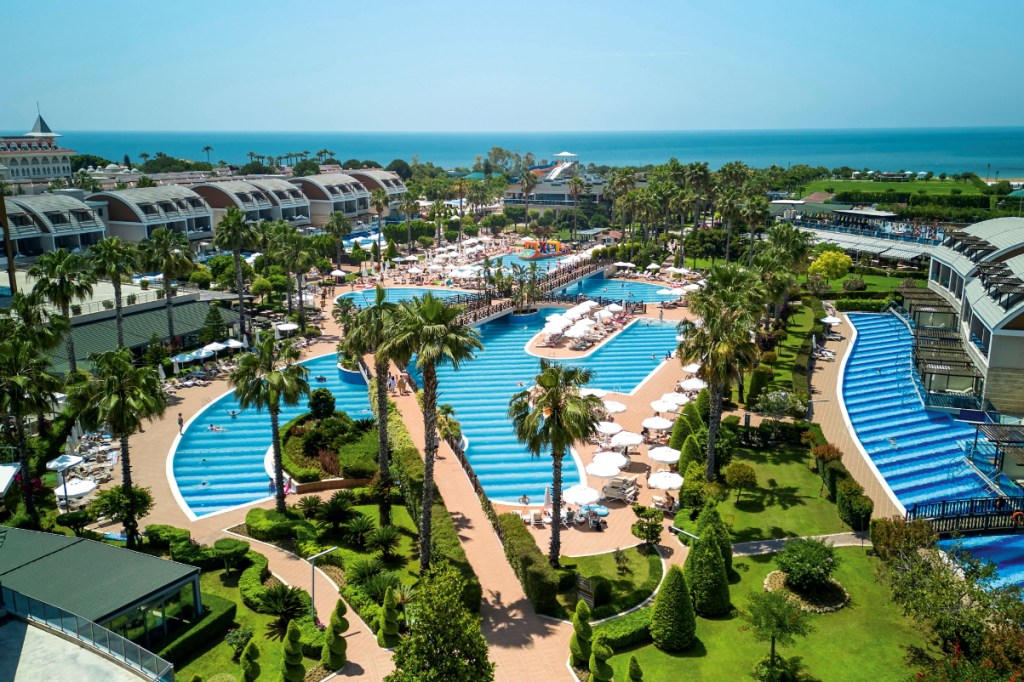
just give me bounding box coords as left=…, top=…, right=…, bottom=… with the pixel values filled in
left=0, top=115, right=74, bottom=183
left=2, top=192, right=106, bottom=256
left=191, top=178, right=311, bottom=227
left=345, top=168, right=409, bottom=211
left=87, top=186, right=214, bottom=243
left=287, top=173, right=371, bottom=225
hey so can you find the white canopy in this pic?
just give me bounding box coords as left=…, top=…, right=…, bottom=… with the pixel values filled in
left=660, top=392, right=690, bottom=406
left=602, top=400, right=627, bottom=414
left=610, top=431, right=644, bottom=447
left=682, top=283, right=701, bottom=292
left=648, top=471, right=684, bottom=490
left=605, top=303, right=624, bottom=313
left=642, top=416, right=674, bottom=431
left=330, top=269, right=345, bottom=277
left=562, top=484, right=600, bottom=505
left=656, top=289, right=674, bottom=295
left=46, top=454, right=83, bottom=471
left=578, top=300, right=600, bottom=310
left=821, top=316, right=842, bottom=325
left=614, top=262, right=636, bottom=268
left=203, top=342, right=227, bottom=352
left=587, top=461, right=623, bottom=478
left=224, top=338, right=246, bottom=349
left=596, top=421, right=623, bottom=435
left=276, top=322, right=299, bottom=332
left=650, top=400, right=679, bottom=414
left=646, top=263, right=661, bottom=271
left=680, top=378, right=708, bottom=391
left=595, top=310, right=614, bottom=320
left=593, top=450, right=629, bottom=469
left=648, top=446, right=681, bottom=464
left=682, top=362, right=702, bottom=374
left=581, top=388, right=608, bottom=398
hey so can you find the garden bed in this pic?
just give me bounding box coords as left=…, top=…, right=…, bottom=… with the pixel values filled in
left=281, top=409, right=378, bottom=482
left=764, top=570, right=850, bottom=613
left=558, top=547, right=663, bottom=620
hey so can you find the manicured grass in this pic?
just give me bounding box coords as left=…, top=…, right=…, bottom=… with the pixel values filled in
left=558, top=546, right=663, bottom=618
left=609, top=548, right=935, bottom=681
left=178, top=569, right=318, bottom=681
left=766, top=301, right=813, bottom=394
left=318, top=504, right=421, bottom=587
left=802, top=178, right=982, bottom=196
left=797, top=272, right=923, bottom=295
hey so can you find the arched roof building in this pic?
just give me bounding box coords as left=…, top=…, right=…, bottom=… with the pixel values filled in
left=86, top=186, right=213, bottom=243
left=288, top=173, right=370, bottom=226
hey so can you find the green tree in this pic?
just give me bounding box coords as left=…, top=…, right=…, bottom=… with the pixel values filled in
left=398, top=193, right=420, bottom=254
left=630, top=504, right=664, bottom=546
left=508, top=360, right=603, bottom=566
left=807, top=250, right=853, bottom=283
left=627, top=655, right=644, bottom=682
left=88, top=237, right=137, bottom=348
left=746, top=589, right=812, bottom=671
left=308, top=386, right=335, bottom=419
left=775, top=538, right=840, bottom=594
left=136, top=175, right=156, bottom=188
left=213, top=206, right=256, bottom=339
left=685, top=532, right=731, bottom=615
left=29, top=248, right=96, bottom=372
left=321, top=598, right=349, bottom=670
left=282, top=620, right=306, bottom=682
left=198, top=304, right=227, bottom=344
left=724, top=462, right=757, bottom=502
left=67, top=348, right=166, bottom=546
left=371, top=188, right=391, bottom=259
left=89, top=487, right=154, bottom=545
left=517, top=168, right=539, bottom=231
left=377, top=586, right=400, bottom=648
left=213, top=538, right=250, bottom=575
left=650, top=566, right=697, bottom=651
left=139, top=227, right=194, bottom=345
left=292, top=158, right=319, bottom=176
left=240, top=639, right=260, bottom=682
left=696, top=504, right=733, bottom=574
left=383, top=294, right=482, bottom=572
left=385, top=562, right=494, bottom=682
left=324, top=211, right=352, bottom=266
left=276, top=227, right=315, bottom=332
left=228, top=335, right=310, bottom=512
left=569, top=600, right=592, bottom=668
left=589, top=632, right=614, bottom=682
left=250, top=275, right=272, bottom=304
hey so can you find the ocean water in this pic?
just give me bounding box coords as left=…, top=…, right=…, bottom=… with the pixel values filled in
left=22, top=128, right=1024, bottom=176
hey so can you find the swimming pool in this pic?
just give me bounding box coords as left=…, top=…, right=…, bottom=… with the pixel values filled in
left=338, top=286, right=476, bottom=307
left=422, top=310, right=678, bottom=504
left=556, top=273, right=679, bottom=303
left=841, top=313, right=1013, bottom=510
left=939, top=535, right=1024, bottom=589
left=171, top=354, right=373, bottom=518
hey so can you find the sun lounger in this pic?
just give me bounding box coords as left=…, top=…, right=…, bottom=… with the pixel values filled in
left=531, top=510, right=543, bottom=526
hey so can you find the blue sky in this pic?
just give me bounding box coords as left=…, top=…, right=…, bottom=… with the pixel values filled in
left=4, top=0, right=1020, bottom=132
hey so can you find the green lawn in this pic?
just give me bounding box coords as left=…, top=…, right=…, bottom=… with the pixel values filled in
left=609, top=548, right=935, bottom=681
left=178, top=569, right=318, bottom=681
left=802, top=178, right=982, bottom=196
left=797, top=271, right=923, bottom=295
left=558, top=547, right=663, bottom=619
left=323, top=504, right=421, bottom=586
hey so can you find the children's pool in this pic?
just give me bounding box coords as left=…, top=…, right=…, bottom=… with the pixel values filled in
left=556, top=273, right=679, bottom=303
left=337, top=287, right=476, bottom=306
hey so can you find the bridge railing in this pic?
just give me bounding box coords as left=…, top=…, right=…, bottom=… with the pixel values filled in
left=905, top=495, right=1024, bottom=534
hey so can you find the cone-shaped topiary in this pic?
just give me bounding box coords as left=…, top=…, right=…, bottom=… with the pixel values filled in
left=282, top=620, right=306, bottom=682
left=240, top=639, right=260, bottom=682
left=589, top=632, right=614, bottom=682
left=680, top=433, right=703, bottom=470
left=627, top=654, right=644, bottom=682
left=569, top=600, right=592, bottom=668
left=668, top=414, right=693, bottom=450
left=685, top=533, right=732, bottom=616
left=696, top=504, right=733, bottom=574
left=683, top=402, right=705, bottom=435
left=377, top=586, right=401, bottom=648
left=650, top=566, right=696, bottom=651
left=321, top=598, right=349, bottom=670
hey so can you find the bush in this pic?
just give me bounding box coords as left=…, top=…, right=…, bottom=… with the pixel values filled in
left=667, top=414, right=693, bottom=450
left=696, top=505, right=733, bottom=574
left=262, top=584, right=307, bottom=624
left=775, top=538, right=841, bottom=593
left=570, top=600, right=593, bottom=668
left=282, top=621, right=306, bottom=682
left=144, top=524, right=191, bottom=550
left=592, top=575, right=613, bottom=607
left=834, top=298, right=892, bottom=312
left=593, top=607, right=652, bottom=649
left=589, top=632, right=614, bottom=681
left=245, top=507, right=301, bottom=541
left=158, top=593, right=236, bottom=664
left=841, top=275, right=867, bottom=292
left=836, top=478, right=873, bottom=530
left=759, top=351, right=778, bottom=366
left=685, top=533, right=731, bottom=616
left=650, top=567, right=696, bottom=652
left=746, top=366, right=773, bottom=407
left=823, top=459, right=850, bottom=500
left=239, top=551, right=270, bottom=611
left=308, top=388, right=336, bottom=420
left=225, top=625, right=254, bottom=660
left=679, top=433, right=703, bottom=470
left=497, top=512, right=560, bottom=615
left=213, top=538, right=250, bottom=574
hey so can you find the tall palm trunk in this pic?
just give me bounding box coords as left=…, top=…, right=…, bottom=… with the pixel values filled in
left=675, top=213, right=686, bottom=266
left=269, top=406, right=286, bottom=513
left=119, top=433, right=133, bottom=489
left=233, top=249, right=247, bottom=340
left=285, top=270, right=294, bottom=320
left=419, top=363, right=439, bottom=573
left=374, top=354, right=392, bottom=527
left=549, top=447, right=564, bottom=567
left=112, top=276, right=125, bottom=348
left=405, top=217, right=413, bottom=255
left=62, top=302, right=78, bottom=372
left=335, top=239, right=343, bottom=267
left=0, top=196, right=17, bottom=294
left=15, top=415, right=35, bottom=521
left=724, top=218, right=733, bottom=264
left=296, top=273, right=306, bottom=332
left=705, top=383, right=725, bottom=482
left=118, top=432, right=141, bottom=547
left=163, top=276, right=175, bottom=347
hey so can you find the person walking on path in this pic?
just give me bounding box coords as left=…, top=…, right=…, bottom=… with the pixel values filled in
left=177, top=413, right=184, bottom=434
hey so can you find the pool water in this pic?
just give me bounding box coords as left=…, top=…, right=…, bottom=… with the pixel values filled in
left=172, top=354, right=373, bottom=517
left=842, top=313, right=1012, bottom=509
left=939, top=535, right=1024, bottom=589
left=556, top=273, right=678, bottom=303
left=490, top=252, right=564, bottom=273
left=338, top=286, right=475, bottom=306
left=422, top=310, right=678, bottom=504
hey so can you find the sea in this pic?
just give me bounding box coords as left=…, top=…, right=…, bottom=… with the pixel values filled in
left=19, top=128, right=1024, bottom=176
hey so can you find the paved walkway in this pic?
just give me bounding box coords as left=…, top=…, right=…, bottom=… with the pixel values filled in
left=731, top=531, right=870, bottom=557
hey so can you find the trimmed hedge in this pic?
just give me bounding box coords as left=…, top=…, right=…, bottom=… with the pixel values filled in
left=793, top=297, right=826, bottom=386
left=594, top=607, right=652, bottom=649
left=497, top=512, right=560, bottom=615
left=836, top=477, right=874, bottom=531
left=244, top=507, right=304, bottom=542
left=834, top=298, right=893, bottom=312
left=158, top=593, right=236, bottom=664
left=239, top=551, right=270, bottom=611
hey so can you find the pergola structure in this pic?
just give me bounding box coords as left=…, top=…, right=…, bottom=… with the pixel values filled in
left=899, top=285, right=958, bottom=330
left=973, top=423, right=1024, bottom=472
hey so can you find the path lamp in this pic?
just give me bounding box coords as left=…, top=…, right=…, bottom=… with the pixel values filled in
left=308, top=546, right=339, bottom=622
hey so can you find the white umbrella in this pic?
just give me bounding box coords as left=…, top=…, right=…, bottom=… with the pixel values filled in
left=276, top=322, right=299, bottom=332
left=670, top=288, right=687, bottom=296
left=648, top=446, right=681, bottom=464
left=646, top=263, right=661, bottom=270
left=614, top=262, right=636, bottom=268
left=593, top=451, right=629, bottom=469
left=595, top=310, right=614, bottom=321
left=643, top=416, right=674, bottom=431
left=564, top=327, right=588, bottom=339
left=330, top=269, right=345, bottom=277
left=656, top=288, right=674, bottom=295
left=660, top=392, right=690, bottom=406
left=543, top=324, right=566, bottom=335
left=596, top=421, right=623, bottom=435
left=648, top=471, right=684, bottom=490
left=611, top=431, right=644, bottom=448
left=203, top=341, right=227, bottom=353
left=578, top=300, right=600, bottom=310
left=682, top=362, right=702, bottom=373
left=650, top=400, right=679, bottom=414
left=683, top=283, right=701, bottom=292
left=546, top=313, right=569, bottom=323
left=194, top=348, right=215, bottom=360
left=224, top=338, right=245, bottom=349
left=563, top=484, right=601, bottom=506
left=581, top=388, right=608, bottom=398
left=605, top=303, right=624, bottom=313
left=602, top=400, right=627, bottom=414
left=563, top=309, right=583, bottom=321
left=586, top=461, right=623, bottom=478
left=404, top=255, right=419, bottom=262
left=821, top=316, right=842, bottom=326
left=680, top=378, right=708, bottom=391
left=575, top=318, right=596, bottom=327
left=544, top=485, right=552, bottom=508
left=428, top=264, right=443, bottom=271
left=47, top=454, right=83, bottom=471
left=408, top=267, right=422, bottom=274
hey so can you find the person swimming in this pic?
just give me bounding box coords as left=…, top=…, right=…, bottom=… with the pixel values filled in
left=208, top=424, right=226, bottom=433
left=226, top=409, right=239, bottom=419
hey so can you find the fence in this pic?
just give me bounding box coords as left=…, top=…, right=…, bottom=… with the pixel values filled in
left=905, top=495, right=1024, bottom=535
left=0, top=586, right=174, bottom=681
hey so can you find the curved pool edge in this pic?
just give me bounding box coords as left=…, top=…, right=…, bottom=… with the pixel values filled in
left=836, top=313, right=907, bottom=517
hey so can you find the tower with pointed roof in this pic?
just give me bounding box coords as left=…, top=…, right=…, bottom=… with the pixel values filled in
left=0, top=114, right=74, bottom=183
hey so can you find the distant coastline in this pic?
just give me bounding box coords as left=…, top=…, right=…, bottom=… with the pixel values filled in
left=15, top=127, right=1024, bottom=176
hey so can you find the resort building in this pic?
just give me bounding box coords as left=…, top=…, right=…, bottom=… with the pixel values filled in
left=916, top=217, right=1024, bottom=417
left=504, top=154, right=612, bottom=211
left=288, top=173, right=370, bottom=226
left=0, top=115, right=74, bottom=182
left=87, top=186, right=214, bottom=243
left=191, top=178, right=311, bottom=226
left=2, top=193, right=106, bottom=257
left=345, top=169, right=409, bottom=211
left=243, top=177, right=312, bottom=225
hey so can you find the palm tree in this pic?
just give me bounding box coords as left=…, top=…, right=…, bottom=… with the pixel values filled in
left=383, top=295, right=482, bottom=572
left=567, top=174, right=585, bottom=242
left=278, top=229, right=315, bottom=333
left=398, top=193, right=420, bottom=254
left=429, top=199, right=450, bottom=243
left=0, top=290, right=68, bottom=351
left=29, top=249, right=96, bottom=373
left=202, top=145, right=214, bottom=164
left=324, top=211, right=351, bottom=267
left=518, top=169, right=539, bottom=232
left=331, top=296, right=357, bottom=336
left=139, top=152, right=151, bottom=165
left=508, top=360, right=603, bottom=566
left=342, top=285, right=397, bottom=526
left=741, top=195, right=769, bottom=265
left=66, top=348, right=166, bottom=546
left=370, top=189, right=390, bottom=262
left=88, top=238, right=137, bottom=348
left=214, top=207, right=256, bottom=340
left=228, top=336, right=309, bottom=513
left=716, top=186, right=741, bottom=264
left=138, top=228, right=194, bottom=346
left=0, top=192, right=18, bottom=294
left=0, top=339, right=61, bottom=521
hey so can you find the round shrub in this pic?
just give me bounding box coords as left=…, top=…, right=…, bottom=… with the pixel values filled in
left=650, top=566, right=696, bottom=652
left=775, top=538, right=841, bottom=594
